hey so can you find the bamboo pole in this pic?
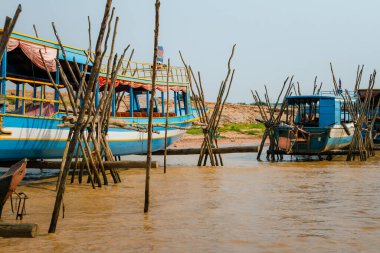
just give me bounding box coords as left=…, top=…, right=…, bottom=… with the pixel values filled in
left=49, top=0, right=112, bottom=233
left=52, top=39, right=110, bottom=184
left=254, top=76, right=292, bottom=161
left=70, top=144, right=81, bottom=183
left=0, top=4, right=22, bottom=63
left=33, top=24, right=39, bottom=38
left=144, top=0, right=160, bottom=213
left=164, top=59, right=170, bottom=173
left=39, top=50, right=69, bottom=115
left=179, top=45, right=236, bottom=166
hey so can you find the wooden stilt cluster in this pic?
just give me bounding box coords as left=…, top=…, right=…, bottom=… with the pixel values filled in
left=47, top=0, right=136, bottom=233
left=253, top=77, right=294, bottom=161
left=41, top=13, right=130, bottom=188
left=332, top=64, right=378, bottom=161
left=179, top=45, right=236, bottom=166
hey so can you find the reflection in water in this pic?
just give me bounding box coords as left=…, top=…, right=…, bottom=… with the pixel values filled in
left=0, top=154, right=380, bottom=252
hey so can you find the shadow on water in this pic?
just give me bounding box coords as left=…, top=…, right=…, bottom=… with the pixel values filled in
left=0, top=167, right=60, bottom=183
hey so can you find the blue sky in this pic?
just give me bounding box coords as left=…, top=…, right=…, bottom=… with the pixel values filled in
left=1, top=0, right=380, bottom=102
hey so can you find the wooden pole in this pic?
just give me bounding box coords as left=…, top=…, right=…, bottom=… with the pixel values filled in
left=144, top=0, right=160, bottom=213
left=179, top=45, right=236, bottom=166
left=33, top=24, right=39, bottom=37
left=0, top=160, right=159, bottom=170
left=164, top=58, right=170, bottom=173
left=0, top=223, right=38, bottom=238
left=0, top=5, right=22, bottom=63
left=39, top=50, right=69, bottom=115
left=254, top=77, right=293, bottom=161
left=153, top=145, right=259, bottom=155
left=49, top=0, right=112, bottom=233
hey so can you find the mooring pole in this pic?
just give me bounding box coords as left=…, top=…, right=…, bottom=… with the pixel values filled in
left=144, top=0, right=160, bottom=213
left=48, top=0, right=112, bottom=233
left=164, top=59, right=170, bottom=173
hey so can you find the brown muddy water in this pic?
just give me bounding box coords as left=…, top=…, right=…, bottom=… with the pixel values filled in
left=1, top=153, right=380, bottom=253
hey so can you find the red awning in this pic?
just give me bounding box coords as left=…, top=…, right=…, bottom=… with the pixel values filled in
left=98, top=76, right=187, bottom=92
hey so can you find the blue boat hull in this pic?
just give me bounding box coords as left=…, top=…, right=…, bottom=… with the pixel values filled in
left=275, top=124, right=354, bottom=154
left=0, top=113, right=194, bottom=161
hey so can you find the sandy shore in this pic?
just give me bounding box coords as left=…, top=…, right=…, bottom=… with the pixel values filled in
left=173, top=132, right=263, bottom=149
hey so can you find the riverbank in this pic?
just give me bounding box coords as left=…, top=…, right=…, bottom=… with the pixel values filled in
left=175, top=132, right=262, bottom=148
left=176, top=102, right=267, bottom=148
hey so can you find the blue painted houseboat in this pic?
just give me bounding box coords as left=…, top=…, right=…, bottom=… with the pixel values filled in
left=0, top=30, right=197, bottom=161
left=275, top=93, right=355, bottom=154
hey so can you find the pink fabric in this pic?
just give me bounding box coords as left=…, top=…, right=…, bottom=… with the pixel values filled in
left=24, top=103, right=56, bottom=117
left=126, top=81, right=141, bottom=89
left=169, top=86, right=187, bottom=92
left=7, top=38, right=19, bottom=52
left=6, top=38, right=57, bottom=72
left=43, top=103, right=56, bottom=116
left=156, top=85, right=168, bottom=92
left=142, top=84, right=153, bottom=91
left=19, top=41, right=57, bottom=72
left=156, top=85, right=187, bottom=93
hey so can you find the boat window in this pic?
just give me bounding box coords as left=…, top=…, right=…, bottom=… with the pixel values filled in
left=340, top=101, right=352, bottom=123
left=114, top=88, right=185, bottom=118
left=286, top=98, right=319, bottom=127
left=3, top=80, right=60, bottom=117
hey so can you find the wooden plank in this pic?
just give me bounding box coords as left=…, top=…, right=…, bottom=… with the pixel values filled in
left=0, top=223, right=38, bottom=238
left=267, top=149, right=362, bottom=156
left=153, top=146, right=258, bottom=155
left=0, top=160, right=159, bottom=170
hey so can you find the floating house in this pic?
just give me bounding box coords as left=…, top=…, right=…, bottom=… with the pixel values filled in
left=0, top=30, right=197, bottom=161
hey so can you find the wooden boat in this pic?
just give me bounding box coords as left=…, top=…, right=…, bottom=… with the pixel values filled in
left=274, top=94, right=355, bottom=154
left=0, top=30, right=198, bottom=161
left=0, top=159, right=27, bottom=218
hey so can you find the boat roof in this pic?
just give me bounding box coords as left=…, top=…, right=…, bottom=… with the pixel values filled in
left=286, top=95, right=337, bottom=100
left=1, top=30, right=190, bottom=88
left=0, top=29, right=90, bottom=64
left=285, top=94, right=350, bottom=105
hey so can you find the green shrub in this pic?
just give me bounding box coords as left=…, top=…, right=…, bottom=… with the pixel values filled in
left=186, top=128, right=203, bottom=135
left=186, top=122, right=265, bottom=136
left=219, top=122, right=265, bottom=135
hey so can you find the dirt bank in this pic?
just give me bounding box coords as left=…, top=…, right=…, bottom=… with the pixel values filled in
left=178, top=102, right=267, bottom=148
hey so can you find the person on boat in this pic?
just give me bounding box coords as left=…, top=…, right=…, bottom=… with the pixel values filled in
left=337, top=78, right=343, bottom=95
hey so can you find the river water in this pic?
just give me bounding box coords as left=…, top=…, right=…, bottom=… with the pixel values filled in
left=1, top=153, right=380, bottom=252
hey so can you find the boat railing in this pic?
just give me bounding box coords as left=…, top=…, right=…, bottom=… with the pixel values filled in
left=318, top=90, right=357, bottom=98
left=100, top=59, right=189, bottom=85
left=0, top=77, right=62, bottom=116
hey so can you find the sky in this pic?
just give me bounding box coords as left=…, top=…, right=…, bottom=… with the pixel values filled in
left=1, top=0, right=380, bottom=103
